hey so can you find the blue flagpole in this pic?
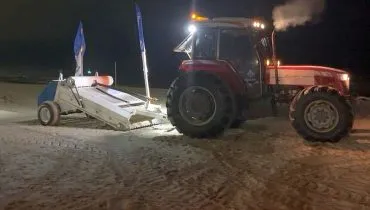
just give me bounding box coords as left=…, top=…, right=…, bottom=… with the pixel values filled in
left=135, top=3, right=151, bottom=102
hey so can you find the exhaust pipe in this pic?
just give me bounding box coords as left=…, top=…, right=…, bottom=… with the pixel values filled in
left=271, top=29, right=279, bottom=116
left=272, top=29, right=279, bottom=90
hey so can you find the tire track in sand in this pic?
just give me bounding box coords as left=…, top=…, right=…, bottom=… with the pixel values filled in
left=0, top=125, right=111, bottom=210
left=103, top=136, right=248, bottom=210
left=261, top=161, right=370, bottom=210
left=173, top=135, right=370, bottom=210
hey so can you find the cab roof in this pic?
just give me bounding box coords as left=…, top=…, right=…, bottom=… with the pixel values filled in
left=174, top=17, right=269, bottom=54
left=193, top=17, right=266, bottom=30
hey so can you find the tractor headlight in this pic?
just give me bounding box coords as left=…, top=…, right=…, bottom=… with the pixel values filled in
left=341, top=74, right=350, bottom=81
left=266, top=59, right=270, bottom=66
left=188, top=24, right=197, bottom=34
left=340, top=73, right=350, bottom=94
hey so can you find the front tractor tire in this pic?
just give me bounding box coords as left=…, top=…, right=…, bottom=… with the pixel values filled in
left=166, top=74, right=236, bottom=138
left=289, top=86, right=354, bottom=143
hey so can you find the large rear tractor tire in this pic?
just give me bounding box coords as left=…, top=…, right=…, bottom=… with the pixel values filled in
left=166, top=74, right=236, bottom=138
left=38, top=101, right=61, bottom=126
left=289, top=86, right=354, bottom=142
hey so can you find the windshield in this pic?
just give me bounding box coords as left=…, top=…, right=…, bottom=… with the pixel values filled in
left=193, top=29, right=218, bottom=59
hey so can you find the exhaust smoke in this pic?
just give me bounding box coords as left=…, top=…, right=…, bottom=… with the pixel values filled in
left=272, top=0, right=326, bottom=31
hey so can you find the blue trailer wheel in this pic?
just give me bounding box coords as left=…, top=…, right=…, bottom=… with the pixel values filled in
left=37, top=101, right=61, bottom=126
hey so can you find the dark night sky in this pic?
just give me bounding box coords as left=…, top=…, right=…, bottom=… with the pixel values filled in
left=0, top=0, right=369, bottom=87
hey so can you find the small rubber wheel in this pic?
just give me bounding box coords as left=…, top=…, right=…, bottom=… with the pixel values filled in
left=290, top=86, right=354, bottom=142
left=38, top=101, right=61, bottom=126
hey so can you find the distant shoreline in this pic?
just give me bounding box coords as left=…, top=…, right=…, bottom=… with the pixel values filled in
left=0, top=78, right=167, bottom=89
left=0, top=77, right=49, bottom=85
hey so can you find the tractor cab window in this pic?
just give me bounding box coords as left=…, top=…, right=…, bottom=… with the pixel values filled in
left=219, top=29, right=255, bottom=67
left=219, top=29, right=262, bottom=98
left=193, top=29, right=217, bottom=60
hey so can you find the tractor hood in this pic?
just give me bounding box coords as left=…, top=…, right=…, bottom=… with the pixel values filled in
left=267, top=65, right=348, bottom=74
left=266, top=65, right=351, bottom=95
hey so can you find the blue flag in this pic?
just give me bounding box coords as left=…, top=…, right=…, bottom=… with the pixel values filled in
left=74, top=21, right=86, bottom=76
left=74, top=21, right=86, bottom=57
left=135, top=3, right=146, bottom=53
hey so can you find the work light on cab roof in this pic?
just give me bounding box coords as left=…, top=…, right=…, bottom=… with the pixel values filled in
left=187, top=13, right=267, bottom=34
left=253, top=20, right=265, bottom=29
left=190, top=13, right=209, bottom=21
left=188, top=13, right=208, bottom=33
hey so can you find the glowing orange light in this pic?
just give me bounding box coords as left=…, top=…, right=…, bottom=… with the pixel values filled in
left=190, top=13, right=208, bottom=21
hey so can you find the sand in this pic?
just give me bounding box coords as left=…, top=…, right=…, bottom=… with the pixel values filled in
left=1, top=81, right=370, bottom=210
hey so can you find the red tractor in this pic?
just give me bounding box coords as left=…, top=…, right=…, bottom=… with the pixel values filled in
left=166, top=16, right=354, bottom=142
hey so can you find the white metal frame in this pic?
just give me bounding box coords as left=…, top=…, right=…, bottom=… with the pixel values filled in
left=53, top=75, right=167, bottom=131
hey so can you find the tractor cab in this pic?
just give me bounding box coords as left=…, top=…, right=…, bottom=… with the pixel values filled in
left=174, top=17, right=275, bottom=99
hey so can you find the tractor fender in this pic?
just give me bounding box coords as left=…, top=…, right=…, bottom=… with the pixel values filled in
left=178, top=70, right=235, bottom=98
left=179, top=60, right=246, bottom=95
